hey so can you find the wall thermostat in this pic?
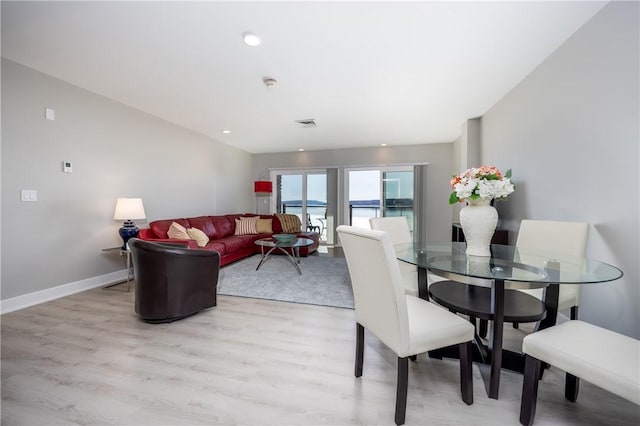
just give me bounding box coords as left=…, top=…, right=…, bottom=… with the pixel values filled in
left=45, top=108, right=56, bottom=121
left=63, top=161, right=72, bottom=173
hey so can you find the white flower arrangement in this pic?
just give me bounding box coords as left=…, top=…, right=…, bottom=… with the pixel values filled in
left=449, top=166, right=515, bottom=204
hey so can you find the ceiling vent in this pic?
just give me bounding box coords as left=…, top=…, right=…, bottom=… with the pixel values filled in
left=295, top=118, right=317, bottom=128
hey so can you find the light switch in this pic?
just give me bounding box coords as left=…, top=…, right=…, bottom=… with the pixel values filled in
left=45, top=108, right=55, bottom=121
left=21, top=190, right=38, bottom=202
left=63, top=161, right=72, bottom=173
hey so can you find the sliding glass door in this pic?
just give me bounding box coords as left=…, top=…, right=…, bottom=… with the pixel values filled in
left=273, top=170, right=328, bottom=241
left=347, top=170, right=381, bottom=228
left=307, top=173, right=327, bottom=240
left=278, top=174, right=302, bottom=215
left=382, top=170, right=414, bottom=232
left=346, top=167, right=414, bottom=233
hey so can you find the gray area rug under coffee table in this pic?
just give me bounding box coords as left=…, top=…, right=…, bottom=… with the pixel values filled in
left=217, top=255, right=354, bottom=309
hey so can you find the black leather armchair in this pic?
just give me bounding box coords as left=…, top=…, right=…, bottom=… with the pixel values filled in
left=128, top=238, right=220, bottom=323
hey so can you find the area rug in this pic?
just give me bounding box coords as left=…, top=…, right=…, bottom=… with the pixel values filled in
left=217, top=255, right=354, bottom=309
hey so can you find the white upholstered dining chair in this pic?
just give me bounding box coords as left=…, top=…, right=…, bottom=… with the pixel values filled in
left=369, top=216, right=448, bottom=297
left=515, top=220, right=589, bottom=320
left=337, top=225, right=474, bottom=425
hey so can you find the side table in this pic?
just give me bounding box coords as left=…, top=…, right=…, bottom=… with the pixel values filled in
left=102, top=247, right=133, bottom=292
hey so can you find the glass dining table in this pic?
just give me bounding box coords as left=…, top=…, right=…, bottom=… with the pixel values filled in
left=394, top=242, right=624, bottom=399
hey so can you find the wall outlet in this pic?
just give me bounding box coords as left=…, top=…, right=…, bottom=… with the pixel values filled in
left=21, top=190, right=38, bottom=202
left=63, top=161, right=72, bottom=173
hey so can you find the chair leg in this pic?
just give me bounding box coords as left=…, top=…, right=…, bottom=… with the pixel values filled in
left=469, top=315, right=477, bottom=327
left=570, top=306, right=579, bottom=320
left=459, top=341, right=473, bottom=405
left=355, top=323, right=364, bottom=377
left=395, top=357, right=409, bottom=425
left=565, top=373, right=580, bottom=402
left=520, top=355, right=542, bottom=426
left=513, top=322, right=520, bottom=329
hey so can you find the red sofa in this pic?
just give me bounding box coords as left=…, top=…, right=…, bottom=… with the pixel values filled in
left=138, top=214, right=320, bottom=267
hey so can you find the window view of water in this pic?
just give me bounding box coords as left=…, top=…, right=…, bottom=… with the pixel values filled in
left=350, top=206, right=381, bottom=229
left=276, top=168, right=414, bottom=241
left=281, top=202, right=413, bottom=235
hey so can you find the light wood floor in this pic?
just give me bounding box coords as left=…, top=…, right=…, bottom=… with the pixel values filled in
left=2, top=282, right=639, bottom=425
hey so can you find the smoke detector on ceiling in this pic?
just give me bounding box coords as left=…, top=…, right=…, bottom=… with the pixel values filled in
left=295, top=118, right=317, bottom=128
left=263, top=77, right=278, bottom=88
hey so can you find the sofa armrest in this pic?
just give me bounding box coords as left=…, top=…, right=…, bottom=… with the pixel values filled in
left=138, top=228, right=155, bottom=239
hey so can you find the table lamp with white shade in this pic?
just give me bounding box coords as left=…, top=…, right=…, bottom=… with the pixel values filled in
left=113, top=197, right=146, bottom=249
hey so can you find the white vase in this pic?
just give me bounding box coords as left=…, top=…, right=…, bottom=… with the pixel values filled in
left=466, top=255, right=493, bottom=276
left=459, top=198, right=498, bottom=257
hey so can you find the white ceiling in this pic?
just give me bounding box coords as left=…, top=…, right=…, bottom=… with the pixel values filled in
left=1, top=1, right=607, bottom=154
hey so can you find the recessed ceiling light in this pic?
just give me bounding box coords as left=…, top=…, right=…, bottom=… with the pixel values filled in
left=243, top=32, right=260, bottom=46
left=221, top=130, right=231, bottom=134
left=298, top=148, right=305, bottom=152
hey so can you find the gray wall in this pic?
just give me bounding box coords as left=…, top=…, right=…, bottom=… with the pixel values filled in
left=451, top=118, right=483, bottom=222
left=481, top=2, right=639, bottom=338
left=1, top=58, right=253, bottom=301
left=252, top=143, right=455, bottom=244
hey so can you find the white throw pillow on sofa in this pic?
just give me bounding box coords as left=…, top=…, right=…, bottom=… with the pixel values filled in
left=187, top=227, right=209, bottom=247
left=167, top=222, right=190, bottom=240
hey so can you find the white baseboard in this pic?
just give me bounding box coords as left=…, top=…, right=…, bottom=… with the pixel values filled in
left=1, top=269, right=128, bottom=315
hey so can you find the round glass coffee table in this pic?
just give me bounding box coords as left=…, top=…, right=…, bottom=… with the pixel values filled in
left=255, top=237, right=314, bottom=275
